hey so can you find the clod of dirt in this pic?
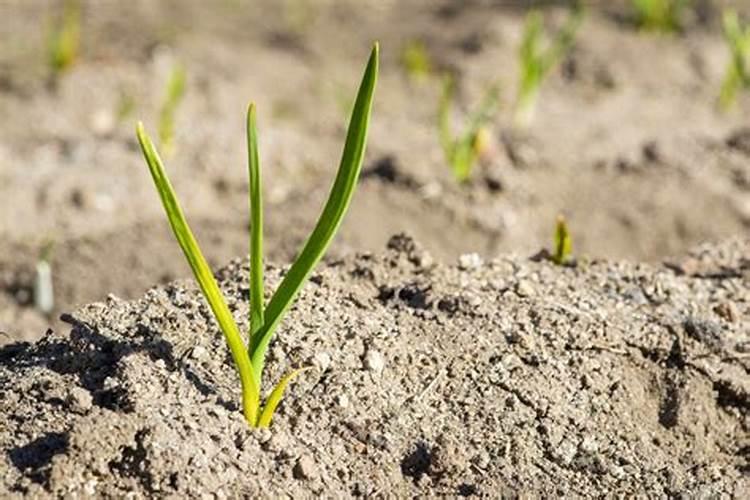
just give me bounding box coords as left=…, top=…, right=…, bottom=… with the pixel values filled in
left=0, top=235, right=748, bottom=497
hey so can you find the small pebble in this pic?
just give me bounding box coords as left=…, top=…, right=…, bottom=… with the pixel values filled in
left=714, top=302, right=739, bottom=323
left=580, top=436, right=598, bottom=454
left=192, top=345, right=209, bottom=362
left=293, top=455, right=318, bottom=480
left=515, top=279, right=535, bottom=297
left=264, top=432, right=289, bottom=453
left=313, top=352, right=332, bottom=372
left=413, top=250, right=434, bottom=269
left=458, top=253, right=483, bottom=270
left=67, top=387, right=93, bottom=414
left=90, top=108, right=115, bottom=137
left=336, top=393, right=349, bottom=409
left=363, top=349, right=385, bottom=374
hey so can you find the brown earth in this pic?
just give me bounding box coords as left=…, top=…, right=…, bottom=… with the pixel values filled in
left=1, top=1, right=749, bottom=342
left=0, top=0, right=749, bottom=497
left=0, top=235, right=748, bottom=497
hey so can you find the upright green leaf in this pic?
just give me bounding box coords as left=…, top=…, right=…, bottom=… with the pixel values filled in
left=247, top=103, right=265, bottom=339
left=249, top=43, right=379, bottom=383
left=553, top=215, right=572, bottom=266
left=136, top=122, right=261, bottom=425
left=439, top=76, right=499, bottom=182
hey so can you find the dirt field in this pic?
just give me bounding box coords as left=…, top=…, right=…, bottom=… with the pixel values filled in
left=0, top=0, right=748, bottom=497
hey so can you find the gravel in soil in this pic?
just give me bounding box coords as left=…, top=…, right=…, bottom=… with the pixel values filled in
left=2, top=1, right=750, bottom=343
left=1, top=235, right=747, bottom=497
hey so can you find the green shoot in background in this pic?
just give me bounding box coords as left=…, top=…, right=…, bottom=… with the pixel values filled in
left=515, top=5, right=583, bottom=127
left=632, top=0, right=690, bottom=33
left=48, top=0, right=81, bottom=77
left=552, top=215, right=572, bottom=266
left=158, top=64, right=187, bottom=157
left=400, top=40, right=432, bottom=83
left=135, top=44, right=378, bottom=428
left=719, top=9, right=750, bottom=110
left=439, top=76, right=500, bottom=182
left=34, top=241, right=55, bottom=316
left=116, top=90, right=137, bottom=124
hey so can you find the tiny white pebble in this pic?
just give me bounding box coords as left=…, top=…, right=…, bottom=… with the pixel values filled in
left=313, top=352, right=332, bottom=371
left=192, top=345, right=209, bottom=362
left=336, top=393, right=349, bottom=408
left=67, top=387, right=93, bottom=413
left=90, top=108, right=115, bottom=136
left=458, top=253, right=483, bottom=270
left=515, top=279, right=535, bottom=297
left=364, top=349, right=385, bottom=374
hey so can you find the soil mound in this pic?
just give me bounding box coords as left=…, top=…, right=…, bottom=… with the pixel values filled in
left=1, top=235, right=748, bottom=497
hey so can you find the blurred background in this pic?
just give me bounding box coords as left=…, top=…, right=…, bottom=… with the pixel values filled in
left=1, top=0, right=749, bottom=342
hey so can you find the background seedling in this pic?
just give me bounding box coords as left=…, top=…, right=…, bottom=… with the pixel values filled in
left=552, top=215, right=572, bottom=265
left=632, top=0, right=689, bottom=33
left=48, top=0, right=81, bottom=78
left=158, top=63, right=187, bottom=157
left=400, top=40, right=432, bottom=83
left=439, top=76, right=500, bottom=182
left=116, top=90, right=137, bottom=124
left=136, top=44, right=378, bottom=428
left=515, top=5, right=583, bottom=127
left=33, top=241, right=55, bottom=315
left=719, top=9, right=750, bottom=111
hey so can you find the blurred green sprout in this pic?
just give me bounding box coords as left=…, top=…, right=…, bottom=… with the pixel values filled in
left=48, top=0, right=81, bottom=76
left=439, top=76, right=500, bottom=182
left=34, top=241, right=55, bottom=315
left=116, top=90, right=137, bottom=123
left=515, top=5, right=583, bottom=127
left=552, top=215, right=572, bottom=266
left=400, top=40, right=432, bottom=83
left=158, top=64, right=187, bottom=156
left=719, top=9, right=750, bottom=110
left=632, top=0, right=689, bottom=33
left=135, top=44, right=378, bottom=428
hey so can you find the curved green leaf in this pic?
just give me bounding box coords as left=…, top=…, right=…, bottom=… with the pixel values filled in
left=136, top=122, right=261, bottom=425
left=256, top=367, right=312, bottom=428
left=249, top=43, right=379, bottom=383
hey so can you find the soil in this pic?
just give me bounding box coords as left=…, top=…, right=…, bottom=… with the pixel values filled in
left=1, top=234, right=748, bottom=497
left=0, top=0, right=749, bottom=497
left=1, top=1, right=750, bottom=343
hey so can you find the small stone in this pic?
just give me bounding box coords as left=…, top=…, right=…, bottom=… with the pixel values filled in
left=192, top=345, right=209, bottom=362
left=67, top=387, right=93, bottom=414
left=554, top=437, right=578, bottom=466
left=413, top=250, right=434, bottom=269
left=92, top=193, right=114, bottom=213
left=90, top=108, right=115, bottom=137
left=363, top=349, right=385, bottom=374
left=580, top=436, right=598, bottom=454
left=502, top=353, right=522, bottom=371
left=336, top=393, right=349, bottom=409
left=419, top=181, right=442, bottom=200
left=293, top=455, right=318, bottom=480
left=264, top=432, right=289, bottom=453
left=458, top=253, right=483, bottom=270
left=312, top=352, right=332, bottom=372
left=515, top=279, right=535, bottom=297
left=255, top=428, right=272, bottom=445
left=714, top=302, right=739, bottom=323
